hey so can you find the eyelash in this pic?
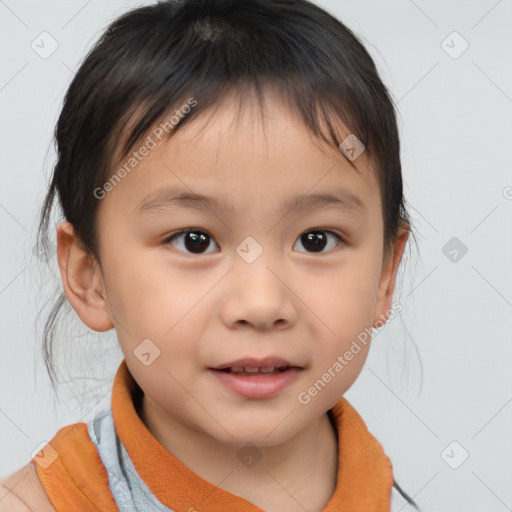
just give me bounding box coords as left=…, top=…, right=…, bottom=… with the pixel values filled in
left=162, top=228, right=345, bottom=255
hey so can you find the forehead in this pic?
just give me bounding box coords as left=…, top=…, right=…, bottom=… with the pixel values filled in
left=99, top=92, right=381, bottom=222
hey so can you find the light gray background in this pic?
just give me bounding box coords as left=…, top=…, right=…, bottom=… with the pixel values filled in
left=1, top=1, right=511, bottom=511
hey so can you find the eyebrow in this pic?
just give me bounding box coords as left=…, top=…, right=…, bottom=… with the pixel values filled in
left=136, top=185, right=367, bottom=217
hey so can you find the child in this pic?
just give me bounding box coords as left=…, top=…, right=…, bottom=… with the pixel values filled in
left=0, top=0, right=420, bottom=510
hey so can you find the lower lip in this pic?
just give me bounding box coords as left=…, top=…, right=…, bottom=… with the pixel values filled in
left=209, top=368, right=302, bottom=399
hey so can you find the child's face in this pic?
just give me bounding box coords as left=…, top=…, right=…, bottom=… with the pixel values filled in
left=60, top=92, right=407, bottom=447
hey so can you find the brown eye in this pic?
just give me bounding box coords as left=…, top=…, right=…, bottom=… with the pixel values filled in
left=164, top=229, right=219, bottom=254
left=293, top=230, right=343, bottom=253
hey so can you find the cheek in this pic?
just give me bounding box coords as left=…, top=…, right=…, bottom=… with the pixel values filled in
left=309, top=254, right=380, bottom=375
left=310, top=318, right=372, bottom=408
left=105, top=259, right=218, bottom=370
left=317, top=259, right=381, bottom=331
left=102, top=250, right=201, bottom=328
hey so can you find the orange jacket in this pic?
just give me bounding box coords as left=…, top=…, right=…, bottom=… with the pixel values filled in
left=31, top=360, right=393, bottom=511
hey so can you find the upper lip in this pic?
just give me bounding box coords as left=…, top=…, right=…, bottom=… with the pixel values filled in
left=210, top=356, right=301, bottom=370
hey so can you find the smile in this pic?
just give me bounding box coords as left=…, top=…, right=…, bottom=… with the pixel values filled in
left=209, top=367, right=302, bottom=399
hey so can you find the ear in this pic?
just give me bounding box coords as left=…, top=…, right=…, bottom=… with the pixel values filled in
left=56, top=221, right=114, bottom=332
left=373, top=225, right=410, bottom=327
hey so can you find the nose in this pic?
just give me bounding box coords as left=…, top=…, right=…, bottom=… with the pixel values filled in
left=218, top=252, right=298, bottom=331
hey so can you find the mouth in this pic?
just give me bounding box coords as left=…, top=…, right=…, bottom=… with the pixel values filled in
left=212, top=365, right=295, bottom=375
left=209, top=356, right=302, bottom=373
left=209, top=365, right=303, bottom=400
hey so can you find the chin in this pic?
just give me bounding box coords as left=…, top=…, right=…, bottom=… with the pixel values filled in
left=215, top=421, right=300, bottom=449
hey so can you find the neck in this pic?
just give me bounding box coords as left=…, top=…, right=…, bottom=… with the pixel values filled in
left=138, top=394, right=339, bottom=512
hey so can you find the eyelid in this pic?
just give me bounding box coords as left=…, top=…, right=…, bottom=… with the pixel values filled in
left=295, top=229, right=345, bottom=252
left=162, top=228, right=346, bottom=255
left=163, top=228, right=218, bottom=249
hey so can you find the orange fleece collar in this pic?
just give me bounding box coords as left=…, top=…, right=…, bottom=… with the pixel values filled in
left=112, top=360, right=393, bottom=511
left=33, top=359, right=393, bottom=511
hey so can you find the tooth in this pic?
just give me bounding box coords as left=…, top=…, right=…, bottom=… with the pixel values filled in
left=244, top=367, right=260, bottom=373
left=231, top=367, right=244, bottom=373
left=260, top=367, right=275, bottom=373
